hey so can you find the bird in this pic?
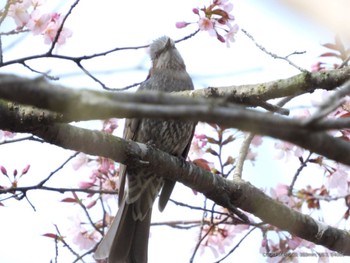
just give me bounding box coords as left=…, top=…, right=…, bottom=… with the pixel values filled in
left=94, top=36, right=196, bottom=263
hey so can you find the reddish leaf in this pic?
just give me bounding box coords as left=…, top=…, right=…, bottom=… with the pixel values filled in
left=192, top=158, right=211, bottom=171
left=61, top=197, right=78, bottom=203
left=339, top=112, right=350, bottom=118
left=319, top=52, right=341, bottom=58
left=211, top=9, right=229, bottom=19
left=42, top=233, right=59, bottom=239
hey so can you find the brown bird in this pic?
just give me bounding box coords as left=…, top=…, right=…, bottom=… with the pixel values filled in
left=94, top=36, right=196, bottom=263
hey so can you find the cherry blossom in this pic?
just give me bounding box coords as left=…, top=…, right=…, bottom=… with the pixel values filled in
left=198, top=17, right=215, bottom=35
left=274, top=141, right=303, bottom=161
left=43, top=13, right=72, bottom=45
left=68, top=215, right=100, bottom=250
left=26, top=10, right=51, bottom=35
left=175, top=21, right=189, bottom=29
left=325, top=163, right=349, bottom=195
left=199, top=222, right=249, bottom=258
left=176, top=0, right=238, bottom=46
left=188, top=133, right=207, bottom=160
left=8, top=0, right=31, bottom=27
left=0, top=130, right=15, bottom=141
left=6, top=1, right=72, bottom=45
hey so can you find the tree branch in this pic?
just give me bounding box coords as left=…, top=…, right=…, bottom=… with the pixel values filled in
left=1, top=73, right=350, bottom=166
left=1, top=70, right=350, bottom=254
left=0, top=120, right=347, bottom=255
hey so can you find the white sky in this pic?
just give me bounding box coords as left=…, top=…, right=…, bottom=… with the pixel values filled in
left=0, top=0, right=348, bottom=263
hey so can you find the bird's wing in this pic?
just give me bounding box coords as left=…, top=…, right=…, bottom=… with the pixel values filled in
left=158, top=122, right=196, bottom=211
left=118, top=117, right=140, bottom=207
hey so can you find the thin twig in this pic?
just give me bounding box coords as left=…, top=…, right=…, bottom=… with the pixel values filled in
left=38, top=152, right=80, bottom=186
left=288, top=152, right=313, bottom=196
left=190, top=216, right=230, bottom=263
left=54, top=225, right=85, bottom=262
left=242, top=28, right=307, bottom=72
left=0, top=135, right=44, bottom=145
left=47, top=0, right=81, bottom=54
left=215, top=226, right=257, bottom=263
left=74, top=191, right=104, bottom=236
left=22, top=61, right=59, bottom=80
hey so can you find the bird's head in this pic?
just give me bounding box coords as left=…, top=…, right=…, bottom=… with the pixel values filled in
left=150, top=36, right=186, bottom=70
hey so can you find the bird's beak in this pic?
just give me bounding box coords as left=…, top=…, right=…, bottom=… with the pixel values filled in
left=165, top=37, right=174, bottom=50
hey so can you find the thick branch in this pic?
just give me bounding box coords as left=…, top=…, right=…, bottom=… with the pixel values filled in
left=188, top=66, right=350, bottom=102
left=0, top=67, right=350, bottom=119
left=0, top=119, right=348, bottom=255
left=1, top=74, right=350, bottom=166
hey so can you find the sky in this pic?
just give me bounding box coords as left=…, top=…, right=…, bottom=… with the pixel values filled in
left=0, top=0, right=347, bottom=263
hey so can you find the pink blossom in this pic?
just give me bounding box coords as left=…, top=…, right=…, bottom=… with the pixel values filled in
left=102, top=176, right=119, bottom=191
left=72, top=153, right=88, bottom=170
left=326, top=164, right=348, bottom=195
left=270, top=184, right=298, bottom=207
left=0, top=166, right=8, bottom=176
left=102, top=118, right=119, bottom=134
left=43, top=13, right=72, bottom=45
left=44, top=23, right=72, bottom=45
left=246, top=149, right=257, bottom=161
left=271, top=183, right=289, bottom=198
left=86, top=199, right=97, bottom=209
left=175, top=21, right=189, bottom=29
left=78, top=181, right=95, bottom=189
left=216, top=0, right=234, bottom=14
left=288, top=236, right=316, bottom=251
left=21, top=164, right=30, bottom=175
left=0, top=130, right=15, bottom=141
left=192, top=8, right=199, bottom=15
left=311, top=62, right=325, bottom=72
left=198, top=17, right=215, bottom=35
left=274, top=141, right=303, bottom=161
left=251, top=135, right=263, bottom=146
left=224, top=23, right=239, bottom=47
left=68, top=215, right=100, bottom=250
left=287, top=237, right=301, bottom=250
left=8, top=0, right=31, bottom=27
left=189, top=134, right=207, bottom=160
left=26, top=10, right=51, bottom=35
left=199, top=223, right=248, bottom=257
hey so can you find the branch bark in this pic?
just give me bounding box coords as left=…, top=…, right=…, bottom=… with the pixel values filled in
left=1, top=118, right=349, bottom=255
left=1, top=71, right=350, bottom=166
left=1, top=69, right=350, bottom=255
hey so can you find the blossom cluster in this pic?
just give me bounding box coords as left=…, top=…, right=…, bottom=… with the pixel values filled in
left=4, top=0, right=72, bottom=45
left=176, top=0, right=239, bottom=47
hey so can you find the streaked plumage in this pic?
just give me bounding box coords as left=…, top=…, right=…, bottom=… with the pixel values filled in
left=94, top=36, right=195, bottom=263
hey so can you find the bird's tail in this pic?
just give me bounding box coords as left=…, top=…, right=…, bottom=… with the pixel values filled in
left=94, top=200, right=151, bottom=263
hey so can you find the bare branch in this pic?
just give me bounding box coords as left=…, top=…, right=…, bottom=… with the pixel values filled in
left=242, top=28, right=307, bottom=72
